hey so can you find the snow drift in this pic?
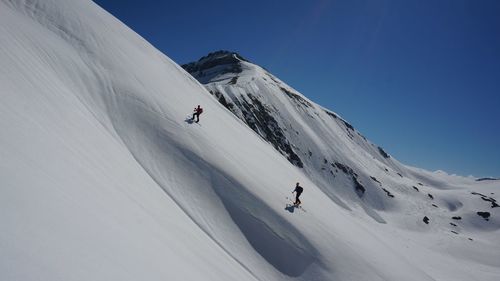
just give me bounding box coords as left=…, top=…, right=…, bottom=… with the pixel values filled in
left=0, top=1, right=499, bottom=281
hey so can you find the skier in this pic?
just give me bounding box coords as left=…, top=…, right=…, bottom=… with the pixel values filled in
left=292, top=182, right=303, bottom=206
left=191, top=105, right=203, bottom=123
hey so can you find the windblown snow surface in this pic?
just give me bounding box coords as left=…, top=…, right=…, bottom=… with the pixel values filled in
left=0, top=1, right=499, bottom=280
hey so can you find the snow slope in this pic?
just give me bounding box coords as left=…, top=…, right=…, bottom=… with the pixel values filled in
left=0, top=1, right=498, bottom=281
left=184, top=51, right=500, bottom=280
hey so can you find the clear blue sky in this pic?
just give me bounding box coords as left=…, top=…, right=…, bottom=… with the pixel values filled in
left=94, top=0, right=500, bottom=177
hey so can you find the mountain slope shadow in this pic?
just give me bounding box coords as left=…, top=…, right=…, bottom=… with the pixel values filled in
left=110, top=96, right=324, bottom=278
left=208, top=171, right=323, bottom=277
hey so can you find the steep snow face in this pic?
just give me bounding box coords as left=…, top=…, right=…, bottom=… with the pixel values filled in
left=1, top=1, right=499, bottom=281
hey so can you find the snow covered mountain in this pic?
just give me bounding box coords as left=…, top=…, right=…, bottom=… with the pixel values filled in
left=0, top=1, right=498, bottom=281
left=183, top=50, right=499, bottom=218
left=183, top=50, right=500, bottom=278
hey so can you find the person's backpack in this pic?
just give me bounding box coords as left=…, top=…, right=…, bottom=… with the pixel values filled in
left=198, top=107, right=203, bottom=114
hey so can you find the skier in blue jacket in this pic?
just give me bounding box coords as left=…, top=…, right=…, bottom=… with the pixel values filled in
left=292, top=182, right=304, bottom=205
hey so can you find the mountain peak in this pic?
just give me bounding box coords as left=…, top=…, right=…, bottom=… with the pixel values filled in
left=182, top=50, right=249, bottom=74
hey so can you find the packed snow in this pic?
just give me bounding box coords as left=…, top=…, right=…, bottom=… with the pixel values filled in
left=1, top=1, right=499, bottom=281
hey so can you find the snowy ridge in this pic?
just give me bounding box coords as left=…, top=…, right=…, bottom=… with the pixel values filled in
left=1, top=1, right=499, bottom=281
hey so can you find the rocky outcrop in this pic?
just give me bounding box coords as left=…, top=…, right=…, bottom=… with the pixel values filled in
left=471, top=192, right=499, bottom=208
left=477, top=212, right=491, bottom=221
left=378, top=146, right=390, bottom=158
left=182, top=50, right=247, bottom=77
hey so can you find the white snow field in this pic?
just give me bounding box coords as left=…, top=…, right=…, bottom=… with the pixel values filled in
left=0, top=1, right=498, bottom=281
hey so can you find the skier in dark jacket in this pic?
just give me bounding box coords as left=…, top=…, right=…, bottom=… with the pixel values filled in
left=191, top=105, right=203, bottom=123
left=292, top=182, right=304, bottom=206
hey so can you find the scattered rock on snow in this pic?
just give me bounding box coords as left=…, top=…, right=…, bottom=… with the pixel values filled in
left=423, top=216, right=430, bottom=224
left=477, top=212, right=491, bottom=221
left=382, top=188, right=395, bottom=198
left=471, top=192, right=499, bottom=208
left=370, top=176, right=381, bottom=184
left=228, top=76, right=238, bottom=84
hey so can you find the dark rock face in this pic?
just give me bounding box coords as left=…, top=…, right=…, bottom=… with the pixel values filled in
left=334, top=162, right=365, bottom=196
left=450, top=222, right=457, bottom=227
left=279, top=87, right=313, bottom=108
left=207, top=90, right=304, bottom=168
left=243, top=94, right=303, bottom=168
left=357, top=132, right=368, bottom=142
left=182, top=50, right=247, bottom=75
left=334, top=162, right=357, bottom=177
left=477, top=212, right=491, bottom=220
left=432, top=204, right=438, bottom=208
left=210, top=90, right=234, bottom=111
left=423, top=216, right=430, bottom=224
left=428, top=193, right=434, bottom=200
left=452, top=216, right=462, bottom=220
left=323, top=110, right=357, bottom=140
left=337, top=119, right=356, bottom=140
left=378, top=146, right=390, bottom=159
left=353, top=177, right=366, bottom=196
left=342, top=120, right=354, bottom=131
left=412, top=186, right=419, bottom=192
left=228, top=76, right=238, bottom=85
left=324, top=110, right=338, bottom=119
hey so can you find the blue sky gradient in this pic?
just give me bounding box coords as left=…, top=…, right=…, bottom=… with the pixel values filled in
left=94, top=0, right=500, bottom=177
